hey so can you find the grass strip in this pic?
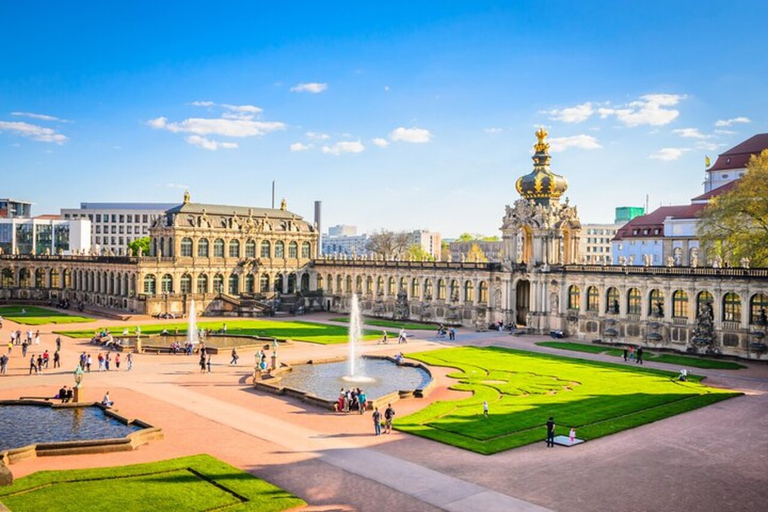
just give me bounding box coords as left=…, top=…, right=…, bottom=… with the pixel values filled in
left=0, top=305, right=93, bottom=325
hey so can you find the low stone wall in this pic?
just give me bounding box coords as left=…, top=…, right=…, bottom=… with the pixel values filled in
left=253, top=355, right=434, bottom=411
left=0, top=401, right=163, bottom=467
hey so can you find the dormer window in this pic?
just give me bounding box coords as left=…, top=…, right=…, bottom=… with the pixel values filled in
left=643, top=229, right=649, bottom=235
left=726, top=157, right=731, bottom=164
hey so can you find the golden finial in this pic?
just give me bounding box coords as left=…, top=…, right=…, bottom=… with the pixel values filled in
left=183, top=190, right=191, bottom=204
left=280, top=198, right=287, bottom=211
left=534, top=127, right=550, bottom=153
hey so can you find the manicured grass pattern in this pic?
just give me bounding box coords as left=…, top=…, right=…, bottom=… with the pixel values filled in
left=0, top=454, right=304, bottom=512
left=537, top=341, right=747, bottom=370
left=0, top=305, right=93, bottom=325
left=396, top=346, right=740, bottom=455
left=56, top=318, right=391, bottom=345
left=329, top=316, right=441, bottom=331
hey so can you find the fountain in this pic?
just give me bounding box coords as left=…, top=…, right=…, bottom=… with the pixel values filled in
left=188, top=298, right=199, bottom=344
left=345, top=294, right=373, bottom=383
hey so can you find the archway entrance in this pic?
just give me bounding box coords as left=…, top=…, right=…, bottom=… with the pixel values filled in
left=516, top=279, right=530, bottom=326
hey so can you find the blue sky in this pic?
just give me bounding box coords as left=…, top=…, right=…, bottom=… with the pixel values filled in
left=2, top=1, right=766, bottom=237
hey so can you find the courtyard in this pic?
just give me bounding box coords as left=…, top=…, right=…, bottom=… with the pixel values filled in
left=0, top=310, right=766, bottom=511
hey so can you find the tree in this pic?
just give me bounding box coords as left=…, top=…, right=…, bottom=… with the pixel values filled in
left=128, top=237, right=150, bottom=256
left=697, top=149, right=768, bottom=267
left=466, top=243, right=488, bottom=262
left=457, top=233, right=475, bottom=242
left=406, top=244, right=435, bottom=261
left=481, top=235, right=500, bottom=242
left=366, top=230, right=411, bottom=259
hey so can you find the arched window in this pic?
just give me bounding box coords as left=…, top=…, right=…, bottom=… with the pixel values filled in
left=228, top=273, right=239, bottom=295
left=325, top=274, right=332, bottom=292
left=245, top=274, right=255, bottom=294
left=627, top=288, right=641, bottom=315
left=366, top=276, right=373, bottom=294
left=649, top=289, right=664, bottom=317
left=50, top=269, right=60, bottom=288
left=464, top=281, right=475, bottom=302
left=63, top=269, right=71, bottom=289
left=672, top=290, right=688, bottom=319
left=356, top=275, right=363, bottom=293
left=425, top=279, right=434, bottom=299
left=317, top=274, right=324, bottom=291
left=143, top=274, right=156, bottom=295
left=606, top=287, right=619, bottom=313
left=478, top=281, right=488, bottom=303
left=0, top=269, right=13, bottom=288
left=161, top=274, right=173, bottom=293
left=213, top=273, right=224, bottom=293
left=750, top=294, right=768, bottom=325
left=275, top=273, right=284, bottom=292
left=301, top=273, right=309, bottom=292
left=722, top=293, right=741, bottom=322
left=287, top=273, right=296, bottom=293
left=450, top=280, right=459, bottom=301
left=197, top=238, right=209, bottom=258
left=260, top=240, right=271, bottom=258
left=180, top=237, right=193, bottom=257
left=245, top=239, right=256, bottom=258
left=260, top=273, right=270, bottom=292
left=19, top=268, right=30, bottom=288
left=587, top=286, right=599, bottom=311
left=411, top=278, right=420, bottom=298
left=213, top=238, right=225, bottom=258
left=301, top=241, right=311, bottom=258
left=197, top=274, right=208, bottom=294
left=288, top=241, right=298, bottom=258
left=399, top=277, right=407, bottom=293
left=346, top=275, right=353, bottom=293
left=376, top=276, right=384, bottom=294
left=388, top=277, right=396, bottom=295
left=229, top=239, right=240, bottom=258
left=568, top=285, right=581, bottom=310
left=437, top=278, right=446, bottom=300
left=180, top=273, right=192, bottom=294
left=35, top=268, right=45, bottom=288
left=697, top=291, right=714, bottom=315
left=275, top=241, right=285, bottom=258
left=337, top=275, right=343, bottom=292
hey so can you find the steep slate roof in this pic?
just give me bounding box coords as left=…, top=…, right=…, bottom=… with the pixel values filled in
left=164, top=202, right=302, bottom=220
left=612, top=204, right=707, bottom=241
left=707, top=133, right=768, bottom=172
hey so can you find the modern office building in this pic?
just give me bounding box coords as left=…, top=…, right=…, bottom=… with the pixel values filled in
left=0, top=198, right=33, bottom=219
left=327, top=225, right=358, bottom=237
left=61, top=202, right=176, bottom=255
left=0, top=218, right=90, bottom=255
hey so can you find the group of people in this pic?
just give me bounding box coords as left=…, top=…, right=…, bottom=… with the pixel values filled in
left=199, top=345, right=213, bottom=373
left=622, top=345, right=645, bottom=364
left=436, top=324, right=457, bottom=340
left=57, top=385, right=74, bottom=402
left=371, top=403, right=396, bottom=435
left=75, top=351, right=133, bottom=372
left=337, top=387, right=367, bottom=414
left=545, top=416, right=577, bottom=447
left=9, top=329, right=41, bottom=356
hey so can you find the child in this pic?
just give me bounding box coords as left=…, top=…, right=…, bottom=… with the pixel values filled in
left=483, top=401, right=489, bottom=418
left=569, top=427, right=576, bottom=443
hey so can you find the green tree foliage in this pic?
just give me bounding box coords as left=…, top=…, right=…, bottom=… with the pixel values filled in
left=466, top=243, right=488, bottom=262
left=457, top=233, right=475, bottom=242
left=697, top=150, right=768, bottom=267
left=128, top=237, right=150, bottom=256
left=406, top=244, right=435, bottom=261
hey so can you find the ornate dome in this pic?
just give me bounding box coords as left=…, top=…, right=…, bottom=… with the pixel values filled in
left=515, top=128, right=568, bottom=205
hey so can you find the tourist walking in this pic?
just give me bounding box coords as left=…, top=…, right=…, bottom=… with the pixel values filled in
left=7, top=341, right=12, bottom=354
left=34, top=330, right=40, bottom=345
left=637, top=346, right=644, bottom=365
left=115, top=353, right=121, bottom=370
left=53, top=350, right=61, bottom=368
left=29, top=355, right=37, bottom=375
left=206, top=355, right=212, bottom=373
left=0, top=353, right=8, bottom=375
left=449, top=327, right=456, bottom=341
left=380, top=330, right=388, bottom=344
left=199, top=353, right=207, bottom=373
left=98, top=353, right=105, bottom=371
left=384, top=403, right=395, bottom=433
left=126, top=352, right=133, bottom=371
left=86, top=354, right=92, bottom=372
left=398, top=328, right=407, bottom=344
left=36, top=354, right=43, bottom=375
left=546, top=416, right=556, bottom=447
left=230, top=347, right=239, bottom=365
left=623, top=347, right=628, bottom=362
left=22, top=341, right=28, bottom=357
left=42, top=350, right=49, bottom=368
left=628, top=345, right=635, bottom=362
left=358, top=389, right=367, bottom=414
left=105, top=353, right=111, bottom=371
left=372, top=407, right=382, bottom=436
left=55, top=336, right=61, bottom=352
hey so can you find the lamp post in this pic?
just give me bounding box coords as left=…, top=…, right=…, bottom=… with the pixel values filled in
left=73, top=365, right=84, bottom=403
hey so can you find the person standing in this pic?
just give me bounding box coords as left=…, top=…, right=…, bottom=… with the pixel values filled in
left=372, top=407, right=382, bottom=436
left=546, top=416, right=556, bottom=448
left=628, top=345, right=635, bottom=362
left=105, top=353, right=111, bottom=371
left=380, top=330, right=388, bottom=344
left=29, top=355, right=37, bottom=375
left=637, top=346, right=644, bottom=365
left=86, top=354, right=92, bottom=372
left=206, top=355, right=212, bottom=373
left=34, top=330, right=40, bottom=345
left=22, top=340, right=28, bottom=357
left=53, top=350, right=61, bottom=369
left=384, top=403, right=395, bottom=433
left=199, top=353, right=207, bottom=373
left=623, top=347, right=628, bottom=362
left=483, top=400, right=489, bottom=418
left=0, top=353, right=7, bottom=375
left=230, top=347, right=239, bottom=365
left=98, top=353, right=105, bottom=371
left=126, top=352, right=133, bottom=371
left=55, top=336, right=61, bottom=352
left=358, top=389, right=367, bottom=414
left=115, top=353, right=121, bottom=370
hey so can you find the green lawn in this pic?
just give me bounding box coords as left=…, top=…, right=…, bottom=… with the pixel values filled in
left=329, top=316, right=441, bottom=331
left=0, top=454, right=304, bottom=512
left=55, top=318, right=392, bottom=345
left=0, top=305, right=93, bottom=325
left=536, top=341, right=746, bottom=370
left=396, top=346, right=740, bottom=454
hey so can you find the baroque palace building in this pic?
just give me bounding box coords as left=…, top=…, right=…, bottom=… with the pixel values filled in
left=1, top=130, right=767, bottom=358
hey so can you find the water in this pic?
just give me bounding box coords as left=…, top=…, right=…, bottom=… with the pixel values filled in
left=0, top=405, right=143, bottom=452
left=348, top=294, right=364, bottom=377
left=277, top=358, right=432, bottom=401
left=188, top=298, right=199, bottom=344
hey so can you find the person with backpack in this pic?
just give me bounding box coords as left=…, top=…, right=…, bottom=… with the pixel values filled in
left=384, top=404, right=396, bottom=433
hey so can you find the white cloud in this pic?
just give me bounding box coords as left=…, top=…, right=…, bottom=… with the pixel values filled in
left=673, top=128, right=710, bottom=139
left=544, top=102, right=595, bottom=123
left=714, top=129, right=736, bottom=135
left=649, top=147, right=690, bottom=161
left=484, top=127, right=503, bottom=134
left=547, top=134, right=602, bottom=152
left=221, top=104, right=262, bottom=114
left=695, top=141, right=724, bottom=151
left=11, top=112, right=71, bottom=123
left=598, top=94, right=685, bottom=127
left=321, top=141, right=365, bottom=155
left=715, top=116, right=751, bottom=127
left=372, top=137, right=390, bottom=148
left=290, top=82, right=328, bottom=93
left=390, top=126, right=432, bottom=143
left=189, top=101, right=215, bottom=107
left=0, top=120, right=67, bottom=143
left=186, top=135, right=238, bottom=151
left=148, top=116, right=284, bottom=138
left=306, top=131, right=330, bottom=141
left=290, top=142, right=312, bottom=152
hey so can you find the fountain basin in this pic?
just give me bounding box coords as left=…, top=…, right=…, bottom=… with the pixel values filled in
left=256, top=356, right=434, bottom=410
left=0, top=401, right=162, bottom=465
left=111, top=334, right=284, bottom=354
